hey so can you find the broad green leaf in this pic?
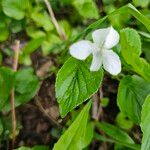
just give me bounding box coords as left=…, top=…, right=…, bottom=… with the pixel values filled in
left=120, top=28, right=150, bottom=81
left=0, top=67, right=14, bottom=110
left=56, top=57, right=103, bottom=117
left=72, top=0, right=99, bottom=19
left=120, top=28, right=141, bottom=56
left=2, top=0, right=30, bottom=20
left=133, top=0, right=150, bottom=7
left=96, top=122, right=134, bottom=144
left=141, top=95, right=150, bottom=150
left=83, top=122, right=94, bottom=148
left=3, top=68, right=40, bottom=111
left=53, top=101, right=91, bottom=150
left=117, top=75, right=150, bottom=124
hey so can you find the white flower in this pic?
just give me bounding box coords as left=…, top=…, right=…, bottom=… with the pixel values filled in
left=69, top=26, right=121, bottom=75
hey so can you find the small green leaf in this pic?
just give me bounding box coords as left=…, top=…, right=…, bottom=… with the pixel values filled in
left=117, top=75, right=150, bottom=124
left=2, top=0, right=30, bottom=20
left=96, top=122, right=134, bottom=144
left=95, top=134, right=140, bottom=150
left=133, top=0, right=150, bottom=7
left=141, top=95, right=150, bottom=150
left=0, top=22, right=9, bottom=42
left=31, top=8, right=54, bottom=32
left=22, top=37, right=45, bottom=55
left=56, top=57, right=103, bottom=117
left=115, top=112, right=133, bottom=130
left=0, top=67, right=14, bottom=110
left=53, top=101, right=91, bottom=150
left=73, top=0, right=99, bottom=19
left=3, top=68, right=40, bottom=111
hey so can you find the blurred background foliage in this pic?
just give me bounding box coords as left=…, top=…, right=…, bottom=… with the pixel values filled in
left=0, top=0, right=150, bottom=65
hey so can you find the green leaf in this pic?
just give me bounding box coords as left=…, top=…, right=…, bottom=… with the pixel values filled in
left=95, top=134, right=140, bottom=150
left=41, top=34, right=61, bottom=55
left=3, top=68, right=40, bottom=111
left=0, top=67, right=14, bottom=110
left=120, top=28, right=150, bottom=81
left=96, top=122, right=134, bottom=144
left=95, top=122, right=140, bottom=150
left=73, top=0, right=99, bottom=19
left=0, top=22, right=9, bottom=42
left=133, top=0, right=150, bottom=7
left=117, top=75, right=150, bottom=124
left=21, top=37, right=45, bottom=55
left=31, top=7, right=54, bottom=31
left=115, top=112, right=133, bottom=130
left=2, top=0, right=30, bottom=20
left=56, top=57, right=103, bottom=117
left=120, top=28, right=141, bottom=56
left=141, top=95, right=150, bottom=150
left=26, top=26, right=46, bottom=39
left=53, top=101, right=91, bottom=150
left=72, top=3, right=150, bottom=43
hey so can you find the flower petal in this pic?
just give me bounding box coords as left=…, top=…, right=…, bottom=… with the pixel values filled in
left=69, top=40, right=93, bottom=60
left=104, top=26, right=119, bottom=49
left=102, top=50, right=121, bottom=75
left=90, top=52, right=102, bottom=71
left=92, top=28, right=110, bottom=47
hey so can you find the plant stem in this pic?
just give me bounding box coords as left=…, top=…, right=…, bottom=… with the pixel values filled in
left=43, top=0, right=67, bottom=40
left=10, top=40, right=20, bottom=148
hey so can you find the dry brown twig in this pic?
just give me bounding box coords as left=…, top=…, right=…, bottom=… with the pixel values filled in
left=43, top=0, right=67, bottom=40
left=10, top=40, right=20, bottom=148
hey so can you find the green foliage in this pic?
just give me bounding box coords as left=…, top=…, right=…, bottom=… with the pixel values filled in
left=31, top=7, right=54, bottom=32
left=0, top=21, right=9, bottom=42
left=0, top=67, right=14, bottom=110
left=120, top=28, right=150, bottom=81
left=133, top=0, right=150, bottom=7
left=2, top=0, right=30, bottom=20
left=120, top=28, right=141, bottom=56
left=53, top=101, right=92, bottom=150
left=117, top=75, right=150, bottom=124
left=56, top=57, right=103, bottom=117
left=141, top=95, right=150, bottom=150
left=0, top=67, right=39, bottom=111
left=21, top=38, right=45, bottom=55
left=95, top=122, right=140, bottom=150
left=115, top=112, right=133, bottom=130
left=72, top=0, right=99, bottom=19
left=96, top=122, right=134, bottom=144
